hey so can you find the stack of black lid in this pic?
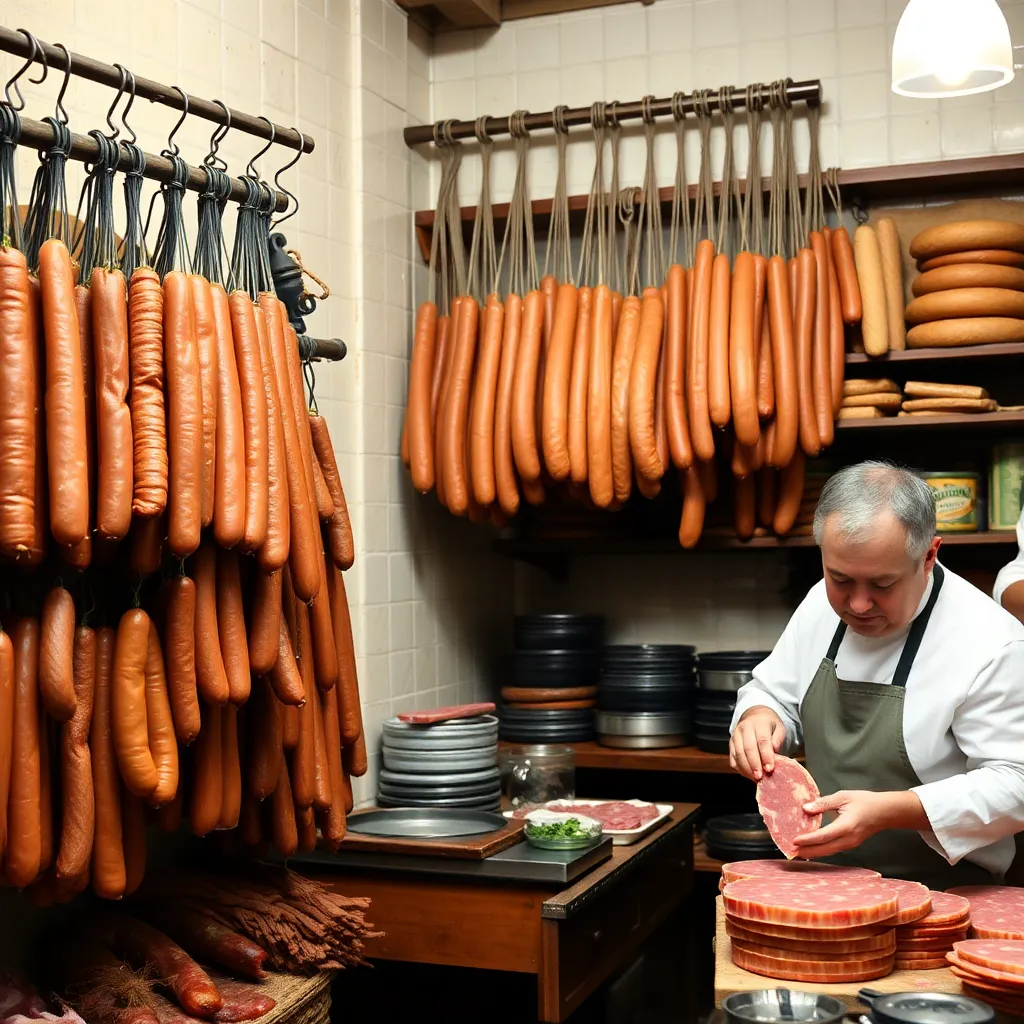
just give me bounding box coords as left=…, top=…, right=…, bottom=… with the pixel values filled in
left=498, top=615, right=604, bottom=744
left=695, top=651, right=768, bottom=754
left=594, top=645, right=696, bottom=748
left=703, top=812, right=781, bottom=861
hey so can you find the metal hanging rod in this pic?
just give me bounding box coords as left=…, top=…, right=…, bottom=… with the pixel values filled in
left=0, top=26, right=314, bottom=155
left=13, top=111, right=290, bottom=212
left=404, top=78, right=821, bottom=147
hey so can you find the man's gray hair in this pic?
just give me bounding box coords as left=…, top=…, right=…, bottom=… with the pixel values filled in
left=812, top=461, right=936, bottom=561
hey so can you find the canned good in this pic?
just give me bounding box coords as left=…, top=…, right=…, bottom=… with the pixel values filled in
left=989, top=442, right=1024, bottom=530
left=923, top=472, right=980, bottom=532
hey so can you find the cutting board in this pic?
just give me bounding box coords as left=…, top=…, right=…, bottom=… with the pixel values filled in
left=713, top=897, right=963, bottom=1011
left=337, top=811, right=524, bottom=859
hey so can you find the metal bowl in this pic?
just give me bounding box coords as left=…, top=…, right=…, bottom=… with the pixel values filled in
left=723, top=989, right=846, bottom=1024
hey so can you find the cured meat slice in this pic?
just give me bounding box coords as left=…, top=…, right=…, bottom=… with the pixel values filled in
left=958, top=980, right=1024, bottom=1018
left=723, top=877, right=900, bottom=928
left=543, top=801, right=660, bottom=831
left=897, top=933, right=967, bottom=950
left=954, top=939, right=1024, bottom=978
left=886, top=879, right=932, bottom=925
left=898, top=948, right=957, bottom=960
left=948, top=951, right=1024, bottom=988
left=950, top=964, right=1024, bottom=996
left=721, top=860, right=880, bottom=885
left=730, top=934, right=896, bottom=960
left=724, top=914, right=892, bottom=940
left=755, top=756, right=821, bottom=858
left=725, top=920, right=896, bottom=955
left=895, top=957, right=949, bottom=970
left=908, top=891, right=971, bottom=928
left=898, top=920, right=970, bottom=936
left=949, top=885, right=1024, bottom=941
left=731, top=943, right=894, bottom=983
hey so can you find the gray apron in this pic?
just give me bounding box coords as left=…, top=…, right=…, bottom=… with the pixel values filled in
left=800, top=566, right=996, bottom=889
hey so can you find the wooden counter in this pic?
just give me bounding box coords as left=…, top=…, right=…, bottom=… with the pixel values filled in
left=302, top=802, right=700, bottom=1023
left=713, top=897, right=963, bottom=1011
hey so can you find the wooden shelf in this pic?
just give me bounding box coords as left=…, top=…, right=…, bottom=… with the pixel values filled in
left=569, top=741, right=736, bottom=774
left=694, top=840, right=724, bottom=875
left=846, top=342, right=1024, bottom=365
left=836, top=411, right=1024, bottom=430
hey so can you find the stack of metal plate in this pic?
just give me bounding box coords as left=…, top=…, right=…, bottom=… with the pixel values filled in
left=695, top=651, right=768, bottom=754
left=378, top=714, right=500, bottom=811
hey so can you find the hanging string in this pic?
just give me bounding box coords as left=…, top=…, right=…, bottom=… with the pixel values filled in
left=802, top=103, right=824, bottom=235
left=639, top=96, right=664, bottom=287
left=0, top=105, right=22, bottom=250
left=74, top=129, right=120, bottom=281
left=824, top=166, right=843, bottom=221
left=691, top=90, right=716, bottom=256
left=496, top=112, right=534, bottom=297
left=740, top=83, right=764, bottom=256
left=715, top=86, right=742, bottom=260
left=543, top=106, right=573, bottom=285
left=23, top=117, right=73, bottom=271
left=428, top=122, right=455, bottom=309
left=120, top=140, right=150, bottom=280
left=606, top=103, right=622, bottom=295
left=193, top=165, right=232, bottom=287
left=621, top=186, right=642, bottom=297
left=577, top=102, right=608, bottom=287
left=151, top=155, right=193, bottom=278
left=442, top=121, right=467, bottom=296
left=228, top=176, right=265, bottom=297
left=783, top=85, right=802, bottom=255
left=466, top=116, right=498, bottom=301
left=767, top=82, right=786, bottom=258
left=668, top=92, right=692, bottom=268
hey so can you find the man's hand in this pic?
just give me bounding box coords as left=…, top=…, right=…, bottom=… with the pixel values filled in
left=729, top=707, right=786, bottom=781
left=792, top=790, right=929, bottom=858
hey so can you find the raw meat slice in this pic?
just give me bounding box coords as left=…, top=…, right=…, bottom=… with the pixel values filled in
left=954, top=940, right=1024, bottom=978
left=720, top=860, right=880, bottom=885
left=723, top=877, right=900, bottom=928
left=724, top=914, right=892, bottom=940
left=541, top=801, right=661, bottom=831
left=895, top=957, right=949, bottom=970
left=730, top=935, right=896, bottom=961
left=897, top=933, right=967, bottom=950
left=725, top=920, right=896, bottom=955
left=755, top=756, right=822, bottom=859
left=731, top=944, right=894, bottom=983
left=885, top=879, right=932, bottom=925
left=948, top=951, right=1024, bottom=988
left=949, top=964, right=1024, bottom=995
left=949, top=886, right=1024, bottom=941
left=908, top=891, right=971, bottom=927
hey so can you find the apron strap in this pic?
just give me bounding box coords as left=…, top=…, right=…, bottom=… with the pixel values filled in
left=827, top=620, right=847, bottom=661
left=892, top=564, right=944, bottom=688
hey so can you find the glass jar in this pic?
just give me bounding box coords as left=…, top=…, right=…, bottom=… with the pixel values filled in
left=499, top=744, right=575, bottom=811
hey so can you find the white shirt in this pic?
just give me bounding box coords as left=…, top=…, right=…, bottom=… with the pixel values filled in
left=993, top=506, right=1024, bottom=605
left=730, top=563, right=1024, bottom=875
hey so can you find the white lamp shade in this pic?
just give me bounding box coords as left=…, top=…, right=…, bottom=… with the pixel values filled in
left=892, top=0, right=1014, bottom=98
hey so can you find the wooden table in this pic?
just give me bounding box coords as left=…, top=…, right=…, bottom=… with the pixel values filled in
left=302, top=802, right=700, bottom=1022
left=713, top=897, right=963, bottom=1012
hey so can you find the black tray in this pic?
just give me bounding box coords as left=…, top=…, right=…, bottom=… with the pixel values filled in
left=514, top=614, right=605, bottom=651
left=696, top=734, right=731, bottom=754
left=696, top=650, right=771, bottom=670
left=510, top=649, right=600, bottom=687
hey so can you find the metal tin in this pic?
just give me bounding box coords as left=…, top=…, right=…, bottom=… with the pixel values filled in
left=345, top=807, right=509, bottom=838
left=382, top=747, right=498, bottom=773
left=597, top=733, right=688, bottom=749
left=382, top=715, right=498, bottom=751
left=698, top=668, right=753, bottom=692
left=378, top=780, right=502, bottom=800
left=377, top=793, right=502, bottom=810
left=989, top=442, right=1024, bottom=530
left=857, top=988, right=993, bottom=1024
left=724, top=989, right=845, bottom=1024
left=378, top=766, right=501, bottom=787
left=594, top=710, right=690, bottom=736
left=922, top=472, right=980, bottom=532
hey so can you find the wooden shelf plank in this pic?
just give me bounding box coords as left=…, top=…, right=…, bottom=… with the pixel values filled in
left=835, top=411, right=1024, bottom=430
left=846, top=341, right=1024, bottom=365
left=569, top=741, right=737, bottom=774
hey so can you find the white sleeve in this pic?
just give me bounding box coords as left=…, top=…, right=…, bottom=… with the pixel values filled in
left=729, top=605, right=807, bottom=754
left=993, top=507, right=1024, bottom=604
left=911, top=640, right=1024, bottom=863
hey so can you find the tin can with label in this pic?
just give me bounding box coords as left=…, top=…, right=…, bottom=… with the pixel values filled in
left=923, top=472, right=980, bottom=532
left=989, top=443, right=1024, bottom=531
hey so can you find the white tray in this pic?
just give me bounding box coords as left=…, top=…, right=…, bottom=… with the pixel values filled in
left=504, top=799, right=673, bottom=845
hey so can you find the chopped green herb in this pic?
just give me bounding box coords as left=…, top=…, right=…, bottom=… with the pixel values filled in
left=526, top=818, right=592, bottom=840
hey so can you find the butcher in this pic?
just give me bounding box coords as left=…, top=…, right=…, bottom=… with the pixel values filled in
left=729, top=461, right=1024, bottom=888
left=993, top=501, right=1024, bottom=620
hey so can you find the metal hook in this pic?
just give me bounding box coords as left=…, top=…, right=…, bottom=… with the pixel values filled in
left=165, top=86, right=189, bottom=157
left=246, top=117, right=276, bottom=180
left=115, top=64, right=138, bottom=145
left=105, top=65, right=127, bottom=140
left=302, top=356, right=317, bottom=411
left=271, top=130, right=302, bottom=228
left=205, top=99, right=231, bottom=170
left=5, top=30, right=45, bottom=110
left=53, top=43, right=72, bottom=125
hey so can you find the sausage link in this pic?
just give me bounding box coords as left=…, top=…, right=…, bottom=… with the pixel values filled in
left=758, top=466, right=778, bottom=528
left=567, top=287, right=592, bottom=487
left=309, top=414, right=355, bottom=571
left=433, top=299, right=461, bottom=508
left=121, top=788, right=146, bottom=896
left=587, top=284, right=614, bottom=508
left=708, top=254, right=732, bottom=428
left=343, top=725, right=368, bottom=779
left=193, top=541, right=230, bottom=705
left=190, top=700, right=223, bottom=837
left=312, top=452, right=334, bottom=521
left=218, top=704, right=242, bottom=829
left=145, top=624, right=179, bottom=806
left=39, top=586, right=77, bottom=722
left=540, top=283, right=579, bottom=482
left=113, top=609, right=158, bottom=798
left=0, top=248, right=38, bottom=556
left=540, top=274, right=557, bottom=348
left=129, top=512, right=164, bottom=576
left=654, top=284, right=670, bottom=475
left=249, top=570, right=283, bottom=676
left=191, top=276, right=218, bottom=528
left=211, top=283, right=245, bottom=548
left=822, top=228, right=846, bottom=413
left=319, top=684, right=346, bottom=849
left=832, top=226, right=862, bottom=323
left=163, top=271, right=203, bottom=556
left=5, top=619, right=41, bottom=887
left=216, top=547, right=251, bottom=705
left=269, top=617, right=305, bottom=707
left=326, top=562, right=363, bottom=745
left=249, top=676, right=283, bottom=801
left=854, top=224, right=889, bottom=357
left=628, top=287, right=665, bottom=481
left=282, top=704, right=300, bottom=752
left=809, top=232, right=834, bottom=447
left=440, top=297, right=480, bottom=515
left=25, top=276, right=47, bottom=566
left=39, top=239, right=89, bottom=546
left=795, top=247, right=822, bottom=457
left=291, top=605, right=316, bottom=810
left=0, top=629, right=13, bottom=862
left=269, top=759, right=298, bottom=856
left=734, top=473, right=756, bottom=540
left=678, top=465, right=706, bottom=549
left=407, top=301, right=438, bottom=492
left=730, top=252, right=760, bottom=448
left=755, top=258, right=774, bottom=421
left=766, top=256, right=799, bottom=468
left=511, top=291, right=545, bottom=484
left=91, top=626, right=125, bottom=898
left=493, top=293, right=522, bottom=518
left=228, top=292, right=269, bottom=553
left=76, top=284, right=96, bottom=552
left=164, top=575, right=200, bottom=745
left=309, top=542, right=339, bottom=692
left=430, top=313, right=452, bottom=428
left=467, top=295, right=504, bottom=507
left=687, top=240, right=716, bottom=460
left=156, top=788, right=183, bottom=832
left=311, top=683, right=332, bottom=812
left=610, top=296, right=641, bottom=502
left=773, top=449, right=806, bottom=536
left=39, top=709, right=53, bottom=873
left=665, top=266, right=692, bottom=469
left=128, top=268, right=168, bottom=518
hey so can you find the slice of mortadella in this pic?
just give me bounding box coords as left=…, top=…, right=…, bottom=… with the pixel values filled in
left=755, top=755, right=822, bottom=858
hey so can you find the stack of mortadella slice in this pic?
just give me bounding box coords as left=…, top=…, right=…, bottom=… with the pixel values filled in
left=894, top=891, right=971, bottom=970
left=949, top=885, right=1024, bottom=941
left=947, top=938, right=1024, bottom=1017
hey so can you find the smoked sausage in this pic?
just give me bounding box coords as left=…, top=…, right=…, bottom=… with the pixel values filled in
left=773, top=449, right=806, bottom=536
left=678, top=465, right=706, bottom=549
left=493, top=293, right=522, bottom=517
left=216, top=548, right=251, bottom=705
left=730, top=252, right=759, bottom=448
left=91, top=627, right=125, bottom=899
left=112, top=609, right=158, bottom=798
left=795, top=247, right=822, bottom=457
left=211, top=283, right=245, bottom=548
left=821, top=228, right=845, bottom=413
left=587, top=284, right=614, bottom=508
left=326, top=563, right=363, bottom=745
left=190, top=700, right=223, bottom=837
left=440, top=297, right=480, bottom=515
left=511, top=291, right=545, bottom=484
left=0, top=629, right=12, bottom=861
left=190, top=276, right=218, bottom=527
left=708, top=253, right=732, bottom=428
left=665, top=266, right=692, bottom=469
left=309, top=414, right=355, bottom=571
left=193, top=542, right=230, bottom=705
left=831, top=226, right=862, bottom=323
left=145, top=624, right=179, bottom=806
left=249, top=570, right=282, bottom=676
left=567, top=287, right=592, bottom=487
left=628, top=287, right=665, bottom=482
left=269, top=619, right=305, bottom=707
left=687, top=240, right=716, bottom=461
left=809, top=233, right=834, bottom=447
left=469, top=295, right=504, bottom=506
left=407, top=301, right=438, bottom=492
left=39, top=586, right=77, bottom=722
left=611, top=296, right=640, bottom=502
left=540, top=283, right=578, bottom=482
left=163, top=575, right=200, bottom=745
left=255, top=303, right=289, bottom=573
left=766, top=256, right=799, bottom=468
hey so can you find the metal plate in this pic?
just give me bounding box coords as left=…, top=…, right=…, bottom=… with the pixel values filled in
left=345, top=807, right=509, bottom=838
left=594, top=710, right=690, bottom=736
left=377, top=793, right=502, bottom=810
left=382, top=747, right=498, bottom=773
left=382, top=715, right=498, bottom=751
left=596, top=733, right=689, bottom=748
left=379, top=780, right=502, bottom=800
left=379, top=765, right=501, bottom=787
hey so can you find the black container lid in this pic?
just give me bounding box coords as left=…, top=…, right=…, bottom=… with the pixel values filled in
left=858, top=990, right=993, bottom=1024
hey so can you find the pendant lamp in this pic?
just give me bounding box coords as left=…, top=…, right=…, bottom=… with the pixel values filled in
left=891, top=0, right=1014, bottom=98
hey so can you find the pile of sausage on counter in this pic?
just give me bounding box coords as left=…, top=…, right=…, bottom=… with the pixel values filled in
left=0, top=235, right=363, bottom=904
left=719, top=860, right=1024, bottom=985
left=402, top=225, right=868, bottom=548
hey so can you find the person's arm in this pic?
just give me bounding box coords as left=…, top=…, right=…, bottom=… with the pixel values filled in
left=999, top=580, right=1024, bottom=623
left=792, top=791, right=930, bottom=858
left=993, top=506, right=1024, bottom=612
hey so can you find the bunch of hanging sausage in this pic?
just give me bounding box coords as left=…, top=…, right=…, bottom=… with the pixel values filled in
left=0, top=234, right=362, bottom=902
left=403, top=228, right=863, bottom=546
